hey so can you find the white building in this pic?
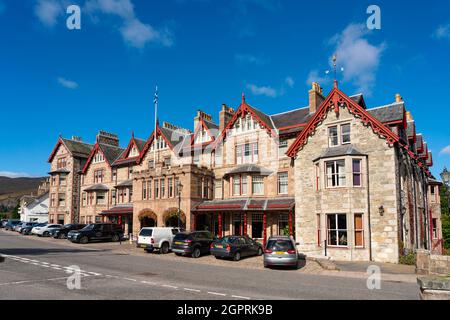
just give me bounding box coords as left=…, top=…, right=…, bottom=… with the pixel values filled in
left=19, top=193, right=49, bottom=223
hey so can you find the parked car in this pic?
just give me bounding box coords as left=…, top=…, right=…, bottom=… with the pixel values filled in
left=1, top=219, right=9, bottom=228
left=4, top=219, right=21, bottom=231
left=263, top=236, right=299, bottom=268
left=14, top=222, right=26, bottom=232
left=137, top=227, right=182, bottom=253
left=16, top=222, right=38, bottom=233
left=31, top=224, right=62, bottom=237
left=21, top=222, right=45, bottom=235
left=52, top=224, right=86, bottom=239
left=67, top=223, right=123, bottom=244
left=171, top=231, right=216, bottom=258
left=210, top=235, right=263, bottom=261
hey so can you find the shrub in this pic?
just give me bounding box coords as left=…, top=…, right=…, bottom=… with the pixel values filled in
left=399, top=252, right=416, bottom=265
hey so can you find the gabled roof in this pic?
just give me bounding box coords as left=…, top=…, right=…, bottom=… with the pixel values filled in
left=212, top=94, right=277, bottom=150
left=113, top=135, right=146, bottom=166
left=287, top=83, right=400, bottom=158
left=81, top=142, right=124, bottom=174
left=137, top=122, right=191, bottom=164
left=190, top=115, right=218, bottom=146
left=48, top=137, right=94, bottom=163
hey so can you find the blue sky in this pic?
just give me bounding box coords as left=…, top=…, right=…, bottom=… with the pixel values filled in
left=0, top=0, right=449, bottom=179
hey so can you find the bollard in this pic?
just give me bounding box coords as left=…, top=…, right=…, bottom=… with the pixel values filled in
left=129, top=233, right=133, bottom=244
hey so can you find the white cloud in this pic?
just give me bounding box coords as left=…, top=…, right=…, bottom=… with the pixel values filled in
left=235, top=54, right=268, bottom=65
left=285, top=76, right=294, bottom=88
left=85, top=0, right=174, bottom=48
left=305, top=70, right=330, bottom=87
left=34, top=0, right=63, bottom=27
left=58, top=77, right=78, bottom=89
left=247, top=84, right=278, bottom=98
left=0, top=171, right=39, bottom=178
left=306, top=23, right=384, bottom=95
left=433, top=24, right=450, bottom=40
left=439, top=145, right=450, bottom=155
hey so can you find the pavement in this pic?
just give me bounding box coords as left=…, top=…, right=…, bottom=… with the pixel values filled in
left=0, top=229, right=421, bottom=300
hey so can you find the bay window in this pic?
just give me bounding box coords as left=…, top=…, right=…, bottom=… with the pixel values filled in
left=326, top=160, right=346, bottom=187
left=252, top=176, right=264, bottom=195
left=236, top=142, right=258, bottom=164
left=96, top=192, right=106, bottom=205
left=352, top=159, right=362, bottom=186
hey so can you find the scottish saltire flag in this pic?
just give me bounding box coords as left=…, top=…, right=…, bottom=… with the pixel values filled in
left=154, top=86, right=158, bottom=105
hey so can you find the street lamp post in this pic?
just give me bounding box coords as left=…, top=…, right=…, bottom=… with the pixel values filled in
left=440, top=167, right=450, bottom=218
left=176, top=180, right=183, bottom=229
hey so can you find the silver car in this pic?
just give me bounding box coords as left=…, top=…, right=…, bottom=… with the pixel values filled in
left=263, top=236, right=299, bottom=268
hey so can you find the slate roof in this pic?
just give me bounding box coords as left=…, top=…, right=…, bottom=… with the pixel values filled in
left=224, top=165, right=273, bottom=177
left=246, top=104, right=275, bottom=130
left=84, top=184, right=109, bottom=191
left=203, top=118, right=219, bottom=132
left=134, top=138, right=147, bottom=151
left=62, top=138, right=94, bottom=158
left=416, top=134, right=424, bottom=152
left=366, top=102, right=405, bottom=123
left=48, top=168, right=70, bottom=175
left=159, top=126, right=190, bottom=149
left=99, top=143, right=125, bottom=165
left=349, top=94, right=367, bottom=109
left=270, top=107, right=311, bottom=130
left=313, top=145, right=366, bottom=161
left=115, top=179, right=133, bottom=188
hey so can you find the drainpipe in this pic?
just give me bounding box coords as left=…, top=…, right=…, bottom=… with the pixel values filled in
left=365, top=155, right=373, bottom=262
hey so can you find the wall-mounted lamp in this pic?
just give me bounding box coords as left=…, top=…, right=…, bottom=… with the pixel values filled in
left=378, top=205, right=385, bottom=216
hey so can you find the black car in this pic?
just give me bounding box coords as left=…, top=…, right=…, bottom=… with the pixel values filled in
left=4, top=220, right=21, bottom=231
left=171, top=231, right=216, bottom=258
left=210, top=235, right=263, bottom=261
left=67, top=223, right=123, bottom=244
left=53, top=224, right=86, bottom=239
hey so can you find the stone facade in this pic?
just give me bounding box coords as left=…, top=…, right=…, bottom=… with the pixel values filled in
left=47, top=82, right=438, bottom=263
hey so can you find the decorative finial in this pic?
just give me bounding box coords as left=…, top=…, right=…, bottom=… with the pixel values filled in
left=131, top=130, right=134, bottom=138
left=242, top=92, right=246, bottom=104
left=332, top=54, right=338, bottom=88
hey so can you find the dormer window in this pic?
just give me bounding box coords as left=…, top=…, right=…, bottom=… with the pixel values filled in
left=129, top=146, right=138, bottom=157
left=93, top=152, right=105, bottom=163
left=150, top=136, right=168, bottom=151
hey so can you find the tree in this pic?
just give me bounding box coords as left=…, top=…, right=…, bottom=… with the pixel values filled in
left=440, top=185, right=450, bottom=249
left=11, top=201, right=20, bottom=220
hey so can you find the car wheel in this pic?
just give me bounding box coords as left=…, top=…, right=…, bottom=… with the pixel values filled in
left=175, top=253, right=182, bottom=256
left=79, top=236, right=89, bottom=244
left=215, top=256, right=222, bottom=260
left=160, top=242, right=169, bottom=254
left=145, top=248, right=154, bottom=253
left=233, top=251, right=241, bottom=261
left=58, top=233, right=64, bottom=239
left=111, top=234, right=120, bottom=242
left=43, top=231, right=49, bottom=237
left=257, top=248, right=263, bottom=256
left=191, top=247, right=201, bottom=259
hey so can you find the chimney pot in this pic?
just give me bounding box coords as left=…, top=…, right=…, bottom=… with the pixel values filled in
left=395, top=93, right=403, bottom=103
left=309, top=82, right=325, bottom=114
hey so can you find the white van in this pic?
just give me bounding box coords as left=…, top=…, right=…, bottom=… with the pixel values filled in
left=137, top=227, right=182, bottom=254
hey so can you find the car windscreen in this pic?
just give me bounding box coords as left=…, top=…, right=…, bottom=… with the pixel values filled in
left=266, top=240, right=294, bottom=251
left=173, top=233, right=192, bottom=241
left=81, top=224, right=95, bottom=231
left=217, top=236, right=238, bottom=244
left=139, top=229, right=153, bottom=237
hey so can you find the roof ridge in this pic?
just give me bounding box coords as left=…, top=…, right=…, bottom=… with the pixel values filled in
left=368, top=101, right=404, bottom=111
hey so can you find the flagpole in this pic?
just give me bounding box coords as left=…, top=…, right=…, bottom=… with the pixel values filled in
left=154, top=85, right=158, bottom=169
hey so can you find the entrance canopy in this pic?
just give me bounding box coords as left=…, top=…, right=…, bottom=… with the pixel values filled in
left=192, top=197, right=295, bottom=212
left=101, top=204, right=133, bottom=215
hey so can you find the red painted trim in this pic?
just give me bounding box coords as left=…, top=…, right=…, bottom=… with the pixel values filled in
left=218, top=213, right=223, bottom=238
left=267, top=204, right=293, bottom=209
left=137, top=124, right=175, bottom=165
left=288, top=210, right=293, bottom=236
left=248, top=204, right=263, bottom=209
left=277, top=123, right=308, bottom=131
left=212, top=98, right=276, bottom=152
left=197, top=204, right=242, bottom=210
left=383, top=120, right=403, bottom=126
left=243, top=213, right=247, bottom=236
left=287, top=87, right=400, bottom=158
left=190, top=116, right=216, bottom=146
left=48, top=138, right=64, bottom=163
left=81, top=143, right=112, bottom=174
left=263, top=212, right=267, bottom=248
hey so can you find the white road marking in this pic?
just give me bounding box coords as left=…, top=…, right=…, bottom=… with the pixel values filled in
left=0, top=276, right=70, bottom=286
left=51, top=267, right=62, bottom=270
left=50, top=264, right=61, bottom=267
left=123, top=278, right=137, bottom=282
left=207, top=291, right=227, bottom=296
left=141, top=280, right=157, bottom=285
left=231, top=295, right=251, bottom=300
left=87, top=272, right=102, bottom=276
left=184, top=288, right=201, bottom=292
left=162, top=284, right=178, bottom=289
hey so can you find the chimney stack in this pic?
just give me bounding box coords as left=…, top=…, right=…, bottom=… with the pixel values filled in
left=194, top=110, right=213, bottom=129
left=71, top=136, right=82, bottom=142
left=96, top=131, right=119, bottom=146
left=309, top=82, right=325, bottom=114
left=219, top=104, right=234, bottom=132
left=395, top=93, right=403, bottom=103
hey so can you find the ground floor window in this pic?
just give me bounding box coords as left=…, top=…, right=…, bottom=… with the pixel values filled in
left=327, top=214, right=347, bottom=246
left=95, top=216, right=102, bottom=223
left=354, top=214, right=364, bottom=247
left=57, top=214, right=64, bottom=225
left=49, top=214, right=54, bottom=223
left=278, top=214, right=289, bottom=236
left=252, top=213, right=263, bottom=238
